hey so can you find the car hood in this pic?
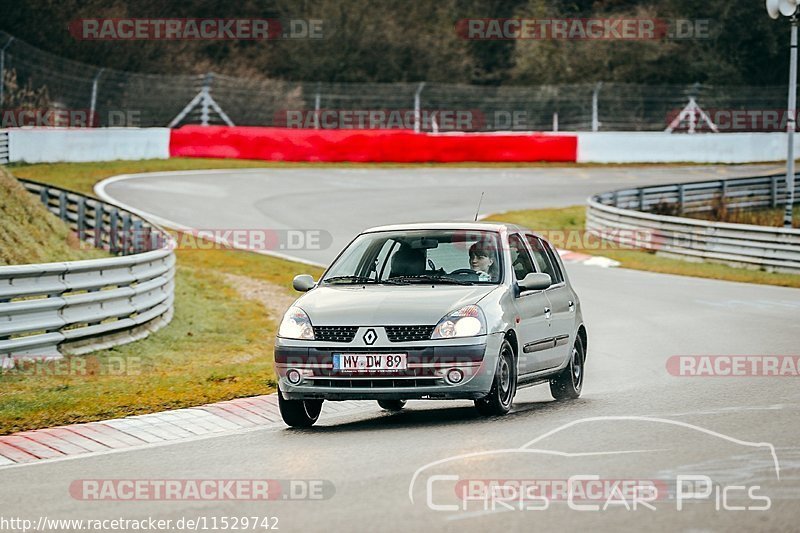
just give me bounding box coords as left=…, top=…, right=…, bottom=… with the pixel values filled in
left=294, top=284, right=499, bottom=326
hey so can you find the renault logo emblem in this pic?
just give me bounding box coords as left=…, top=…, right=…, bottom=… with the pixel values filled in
left=363, top=328, right=377, bottom=345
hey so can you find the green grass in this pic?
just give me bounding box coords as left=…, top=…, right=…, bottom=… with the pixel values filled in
left=487, top=206, right=800, bottom=289
left=1, top=162, right=324, bottom=434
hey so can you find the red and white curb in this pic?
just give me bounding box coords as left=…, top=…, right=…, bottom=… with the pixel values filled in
left=558, top=249, right=620, bottom=268
left=0, top=395, right=374, bottom=468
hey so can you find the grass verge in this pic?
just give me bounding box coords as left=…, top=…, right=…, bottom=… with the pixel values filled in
left=1, top=161, right=324, bottom=434
left=486, top=206, right=800, bottom=289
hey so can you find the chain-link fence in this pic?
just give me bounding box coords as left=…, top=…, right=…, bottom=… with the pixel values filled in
left=0, top=31, right=790, bottom=132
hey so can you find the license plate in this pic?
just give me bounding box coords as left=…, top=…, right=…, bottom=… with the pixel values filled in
left=333, top=353, right=407, bottom=372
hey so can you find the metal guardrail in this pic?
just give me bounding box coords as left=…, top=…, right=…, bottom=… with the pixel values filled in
left=587, top=174, right=800, bottom=273
left=0, top=178, right=175, bottom=358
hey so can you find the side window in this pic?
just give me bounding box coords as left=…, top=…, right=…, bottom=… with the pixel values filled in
left=525, top=235, right=563, bottom=284
left=543, top=242, right=565, bottom=284
left=508, top=234, right=535, bottom=281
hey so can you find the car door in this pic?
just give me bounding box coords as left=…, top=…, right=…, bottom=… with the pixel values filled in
left=507, top=233, right=556, bottom=376
left=525, top=234, right=574, bottom=370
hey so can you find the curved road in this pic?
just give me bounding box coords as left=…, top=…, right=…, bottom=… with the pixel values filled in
left=4, top=164, right=799, bottom=532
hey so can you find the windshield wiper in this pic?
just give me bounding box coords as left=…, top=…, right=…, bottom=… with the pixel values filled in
left=323, top=275, right=409, bottom=285
left=323, top=275, right=377, bottom=284
left=389, top=275, right=474, bottom=286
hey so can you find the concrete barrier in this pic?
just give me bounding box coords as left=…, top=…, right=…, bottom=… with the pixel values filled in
left=576, top=132, right=800, bottom=164
left=7, top=128, right=170, bottom=163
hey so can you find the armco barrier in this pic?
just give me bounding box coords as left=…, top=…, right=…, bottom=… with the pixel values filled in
left=169, top=126, right=578, bottom=163
left=587, top=174, right=800, bottom=273
left=0, top=179, right=175, bottom=359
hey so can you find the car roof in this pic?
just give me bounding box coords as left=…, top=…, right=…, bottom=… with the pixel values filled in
left=362, top=221, right=529, bottom=234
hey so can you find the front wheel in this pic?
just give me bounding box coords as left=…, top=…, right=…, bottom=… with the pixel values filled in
left=549, top=335, right=585, bottom=400
left=378, top=400, right=406, bottom=411
left=475, top=339, right=516, bottom=416
left=278, top=390, right=323, bottom=427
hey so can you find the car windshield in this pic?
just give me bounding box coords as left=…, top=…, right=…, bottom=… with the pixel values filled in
left=322, top=229, right=504, bottom=285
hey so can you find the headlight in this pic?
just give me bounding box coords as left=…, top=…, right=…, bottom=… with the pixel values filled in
left=431, top=305, right=486, bottom=339
left=278, top=306, right=315, bottom=340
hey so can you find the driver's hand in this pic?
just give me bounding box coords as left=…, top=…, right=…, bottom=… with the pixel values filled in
left=474, top=270, right=490, bottom=281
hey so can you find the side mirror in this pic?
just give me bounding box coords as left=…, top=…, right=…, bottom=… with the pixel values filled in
left=292, top=274, right=316, bottom=292
left=518, top=272, right=551, bottom=292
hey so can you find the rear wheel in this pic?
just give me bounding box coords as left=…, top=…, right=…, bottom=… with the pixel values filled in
left=474, top=339, right=516, bottom=416
left=278, top=390, right=323, bottom=427
left=377, top=400, right=407, bottom=411
left=550, top=334, right=585, bottom=400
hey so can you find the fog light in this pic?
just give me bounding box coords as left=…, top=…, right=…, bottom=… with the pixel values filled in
left=286, top=369, right=302, bottom=384
left=446, top=368, right=464, bottom=384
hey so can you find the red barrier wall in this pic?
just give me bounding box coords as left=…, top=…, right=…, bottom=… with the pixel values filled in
left=170, top=126, right=577, bottom=162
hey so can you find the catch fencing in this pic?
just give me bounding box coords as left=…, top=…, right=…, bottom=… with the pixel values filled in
left=0, top=31, right=789, bottom=132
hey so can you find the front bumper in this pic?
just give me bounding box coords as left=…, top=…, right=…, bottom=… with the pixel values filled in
left=275, top=333, right=504, bottom=401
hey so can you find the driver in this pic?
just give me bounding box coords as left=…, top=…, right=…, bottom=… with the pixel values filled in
left=468, top=240, right=499, bottom=282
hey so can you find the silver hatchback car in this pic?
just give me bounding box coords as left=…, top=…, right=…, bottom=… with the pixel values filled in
left=274, top=222, right=587, bottom=427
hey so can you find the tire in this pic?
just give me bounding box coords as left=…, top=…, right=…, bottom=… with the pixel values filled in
left=377, top=399, right=407, bottom=411
left=550, top=334, right=585, bottom=400
left=278, top=390, right=323, bottom=427
left=474, top=339, right=516, bottom=416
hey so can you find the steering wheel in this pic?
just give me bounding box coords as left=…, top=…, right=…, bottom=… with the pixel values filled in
left=450, top=268, right=478, bottom=276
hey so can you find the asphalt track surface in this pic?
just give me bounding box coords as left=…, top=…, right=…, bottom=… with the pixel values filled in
left=4, top=164, right=799, bottom=532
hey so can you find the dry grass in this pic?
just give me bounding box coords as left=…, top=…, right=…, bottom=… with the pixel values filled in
left=0, top=167, right=107, bottom=265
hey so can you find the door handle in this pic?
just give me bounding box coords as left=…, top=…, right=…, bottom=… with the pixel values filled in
left=544, top=307, right=551, bottom=319
left=568, top=300, right=575, bottom=312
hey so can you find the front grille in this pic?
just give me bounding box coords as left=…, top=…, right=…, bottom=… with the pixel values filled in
left=385, top=325, right=435, bottom=342
left=313, top=326, right=358, bottom=343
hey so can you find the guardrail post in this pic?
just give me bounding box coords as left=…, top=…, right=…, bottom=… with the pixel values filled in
left=677, top=185, right=685, bottom=215
left=93, top=202, right=104, bottom=249
left=132, top=220, right=143, bottom=253
left=772, top=176, right=779, bottom=208
left=638, top=188, right=645, bottom=210
left=109, top=208, right=119, bottom=254
left=39, top=186, right=48, bottom=206
left=122, top=214, right=131, bottom=255
left=77, top=196, right=86, bottom=241
left=613, top=191, right=619, bottom=207
left=720, top=180, right=727, bottom=210
left=58, top=191, right=67, bottom=221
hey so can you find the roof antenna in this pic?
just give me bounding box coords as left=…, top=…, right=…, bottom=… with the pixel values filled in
left=474, top=192, right=485, bottom=221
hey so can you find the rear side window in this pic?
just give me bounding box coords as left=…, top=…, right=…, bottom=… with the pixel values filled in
left=526, top=235, right=564, bottom=284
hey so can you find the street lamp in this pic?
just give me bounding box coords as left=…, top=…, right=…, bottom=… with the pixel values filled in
left=767, top=0, right=799, bottom=227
